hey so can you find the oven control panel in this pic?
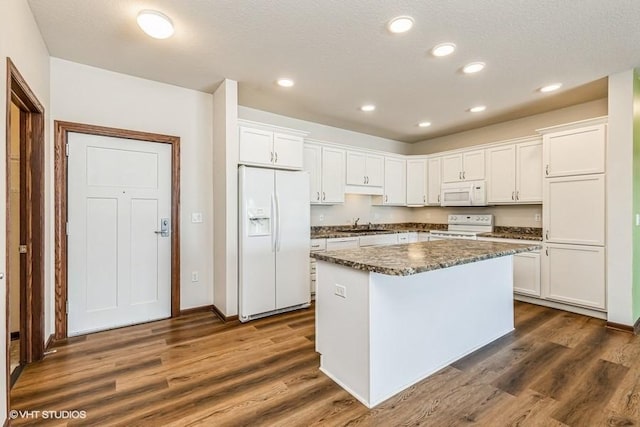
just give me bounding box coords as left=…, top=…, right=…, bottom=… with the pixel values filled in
left=448, top=214, right=493, bottom=226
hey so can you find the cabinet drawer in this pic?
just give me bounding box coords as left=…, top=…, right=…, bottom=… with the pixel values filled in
left=310, top=239, right=327, bottom=251
left=326, top=238, right=359, bottom=251
left=359, top=234, right=398, bottom=247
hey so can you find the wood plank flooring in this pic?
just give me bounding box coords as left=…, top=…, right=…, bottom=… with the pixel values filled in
left=9, top=302, right=640, bottom=426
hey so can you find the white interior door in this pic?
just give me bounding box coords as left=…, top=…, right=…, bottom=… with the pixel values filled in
left=67, top=133, right=172, bottom=336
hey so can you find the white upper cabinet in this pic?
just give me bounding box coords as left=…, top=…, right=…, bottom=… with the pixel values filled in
left=346, top=151, right=384, bottom=193
left=406, top=159, right=427, bottom=206
left=543, top=174, right=605, bottom=246
left=516, top=140, right=543, bottom=202
left=382, top=157, right=406, bottom=205
left=239, top=127, right=273, bottom=167
left=303, top=143, right=345, bottom=205
left=238, top=121, right=307, bottom=170
left=321, top=147, right=346, bottom=203
left=486, top=138, right=542, bottom=204
left=273, top=133, right=304, bottom=169
left=442, top=149, right=485, bottom=183
left=542, top=123, right=606, bottom=178
left=427, top=157, right=441, bottom=205
left=303, top=144, right=322, bottom=204
left=486, top=145, right=516, bottom=203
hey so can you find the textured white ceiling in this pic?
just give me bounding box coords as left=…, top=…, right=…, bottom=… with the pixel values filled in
left=28, top=0, right=635, bottom=142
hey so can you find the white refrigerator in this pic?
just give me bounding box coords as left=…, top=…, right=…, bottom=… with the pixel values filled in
left=239, top=166, right=311, bottom=322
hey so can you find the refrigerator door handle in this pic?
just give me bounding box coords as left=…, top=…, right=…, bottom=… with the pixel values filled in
left=276, top=192, right=282, bottom=251
left=271, top=193, right=277, bottom=252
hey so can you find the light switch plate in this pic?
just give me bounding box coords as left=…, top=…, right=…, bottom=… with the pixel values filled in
left=191, top=213, right=203, bottom=223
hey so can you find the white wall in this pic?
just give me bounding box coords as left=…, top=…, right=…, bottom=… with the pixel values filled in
left=411, top=99, right=608, bottom=155
left=0, top=0, right=51, bottom=421
left=607, top=70, right=634, bottom=325
left=212, top=79, right=239, bottom=317
left=410, top=205, right=542, bottom=228
left=50, top=58, right=214, bottom=311
left=239, top=106, right=411, bottom=154
left=311, top=195, right=412, bottom=226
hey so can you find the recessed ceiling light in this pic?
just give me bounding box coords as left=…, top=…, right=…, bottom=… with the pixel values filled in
left=539, top=83, right=562, bottom=93
left=431, top=42, right=456, bottom=57
left=418, top=121, right=432, bottom=128
left=387, top=16, right=414, bottom=34
left=277, top=78, right=295, bottom=88
left=469, top=105, right=486, bottom=113
left=462, top=62, right=486, bottom=74
left=137, top=10, right=174, bottom=39
left=360, top=104, right=376, bottom=112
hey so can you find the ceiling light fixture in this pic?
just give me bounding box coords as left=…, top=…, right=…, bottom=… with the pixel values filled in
left=137, top=10, right=174, bottom=39
left=277, top=78, right=295, bottom=88
left=462, top=62, right=486, bottom=74
left=469, top=105, right=486, bottom=113
left=387, top=16, right=414, bottom=34
left=539, top=83, right=562, bottom=93
left=418, top=121, right=432, bottom=128
left=360, top=104, right=376, bottom=112
left=431, top=42, right=456, bottom=57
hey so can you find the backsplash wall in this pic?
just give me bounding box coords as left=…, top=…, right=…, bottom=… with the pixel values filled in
left=311, top=195, right=542, bottom=227
left=310, top=194, right=412, bottom=226
left=409, top=204, right=543, bottom=227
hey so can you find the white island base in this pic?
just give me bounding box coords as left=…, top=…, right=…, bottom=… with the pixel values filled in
left=315, top=256, right=514, bottom=408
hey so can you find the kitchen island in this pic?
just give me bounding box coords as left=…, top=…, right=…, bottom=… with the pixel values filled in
left=311, top=239, right=540, bottom=408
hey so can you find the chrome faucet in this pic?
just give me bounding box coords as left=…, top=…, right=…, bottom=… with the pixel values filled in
left=353, top=217, right=360, bottom=228
left=367, top=222, right=373, bottom=230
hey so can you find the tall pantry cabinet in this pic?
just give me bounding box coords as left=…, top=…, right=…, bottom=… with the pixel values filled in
left=540, top=118, right=607, bottom=311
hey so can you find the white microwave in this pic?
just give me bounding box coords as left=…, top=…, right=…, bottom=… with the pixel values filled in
left=440, top=180, right=487, bottom=206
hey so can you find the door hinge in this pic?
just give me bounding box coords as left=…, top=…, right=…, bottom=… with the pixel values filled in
left=65, top=143, right=70, bottom=157
left=66, top=300, right=69, bottom=314
left=18, top=245, right=27, bottom=254
left=66, top=222, right=69, bottom=235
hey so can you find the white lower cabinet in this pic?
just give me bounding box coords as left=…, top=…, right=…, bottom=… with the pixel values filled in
left=418, top=232, right=430, bottom=242
left=309, top=238, right=327, bottom=296
left=359, top=234, right=398, bottom=247
left=542, top=243, right=606, bottom=310
left=513, top=251, right=541, bottom=297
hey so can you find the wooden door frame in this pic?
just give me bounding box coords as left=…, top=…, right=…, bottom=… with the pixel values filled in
left=5, top=58, right=46, bottom=390
left=54, top=121, right=181, bottom=339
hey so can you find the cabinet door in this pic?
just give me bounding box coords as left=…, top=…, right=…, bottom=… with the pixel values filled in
left=383, top=157, right=406, bottom=205
left=543, top=175, right=605, bottom=245
left=366, top=154, right=384, bottom=187
left=406, top=159, right=426, bottom=206
left=239, top=127, right=273, bottom=166
left=303, top=145, right=322, bottom=204
left=486, top=145, right=516, bottom=203
left=326, top=238, right=359, bottom=251
left=273, top=133, right=304, bottom=169
left=442, top=154, right=463, bottom=183
left=513, top=251, right=541, bottom=296
left=542, top=244, right=606, bottom=310
left=543, top=124, right=606, bottom=177
left=427, top=157, right=442, bottom=205
left=516, top=140, right=543, bottom=203
left=322, top=147, right=345, bottom=204
left=418, top=232, right=430, bottom=242
left=346, top=152, right=367, bottom=185
left=462, top=149, right=485, bottom=181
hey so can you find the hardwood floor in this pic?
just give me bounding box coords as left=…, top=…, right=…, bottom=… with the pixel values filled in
left=9, top=302, right=640, bottom=426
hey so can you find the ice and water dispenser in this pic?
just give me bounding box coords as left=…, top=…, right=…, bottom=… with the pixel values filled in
left=247, top=207, right=271, bottom=236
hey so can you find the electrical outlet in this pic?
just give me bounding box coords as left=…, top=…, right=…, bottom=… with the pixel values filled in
left=534, top=214, right=541, bottom=222
left=318, top=214, right=324, bottom=222
left=191, top=213, right=203, bottom=223
left=191, top=271, right=199, bottom=283
left=636, top=213, right=640, bottom=226
left=334, top=284, right=346, bottom=298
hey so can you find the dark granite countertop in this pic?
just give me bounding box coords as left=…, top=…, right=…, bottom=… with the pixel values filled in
left=311, top=223, right=542, bottom=241
left=310, top=239, right=541, bottom=276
